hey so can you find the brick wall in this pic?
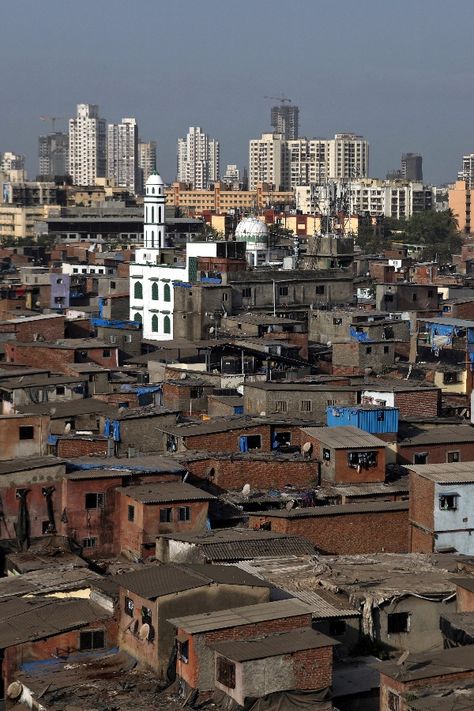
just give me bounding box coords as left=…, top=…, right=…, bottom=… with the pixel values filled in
left=408, top=472, right=434, bottom=533
left=5, top=343, right=119, bottom=375
left=56, top=437, right=109, bottom=458
left=399, top=441, right=474, bottom=465
left=394, top=389, right=440, bottom=418
left=182, top=426, right=272, bottom=453
left=409, top=524, right=433, bottom=553
left=456, top=584, right=474, bottom=612
left=186, top=455, right=318, bottom=492
left=379, top=670, right=474, bottom=711
left=249, top=507, right=409, bottom=555
left=292, top=646, right=333, bottom=690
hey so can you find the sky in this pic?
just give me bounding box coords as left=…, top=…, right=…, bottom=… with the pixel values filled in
left=1, top=0, right=474, bottom=185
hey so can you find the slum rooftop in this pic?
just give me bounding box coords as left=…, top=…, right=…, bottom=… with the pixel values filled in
left=408, top=461, right=474, bottom=483
left=301, top=425, right=387, bottom=449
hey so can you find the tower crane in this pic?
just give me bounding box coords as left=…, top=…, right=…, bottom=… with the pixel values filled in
left=39, top=116, right=68, bottom=132
left=264, top=95, right=292, bottom=104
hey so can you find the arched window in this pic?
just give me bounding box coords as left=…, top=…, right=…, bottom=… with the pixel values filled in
left=151, top=206, right=155, bottom=223
left=134, top=281, right=143, bottom=300
left=164, top=315, right=171, bottom=334
left=163, top=283, right=171, bottom=302
left=151, top=282, right=159, bottom=300
left=152, top=187, right=155, bottom=194
left=158, top=207, right=162, bottom=222
left=134, top=313, right=142, bottom=324
left=151, top=314, right=159, bottom=332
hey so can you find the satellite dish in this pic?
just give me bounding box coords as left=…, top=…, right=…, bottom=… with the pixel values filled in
left=302, top=442, right=313, bottom=454
left=209, top=326, right=215, bottom=334
left=396, top=650, right=410, bottom=666
left=242, top=483, right=251, bottom=496
left=64, top=422, right=71, bottom=434
left=139, top=623, right=150, bottom=640
left=259, top=411, right=266, bottom=417
left=7, top=682, right=23, bottom=701
left=180, top=372, right=187, bottom=380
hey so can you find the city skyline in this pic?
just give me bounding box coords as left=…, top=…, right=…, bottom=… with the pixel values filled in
left=2, top=0, right=474, bottom=185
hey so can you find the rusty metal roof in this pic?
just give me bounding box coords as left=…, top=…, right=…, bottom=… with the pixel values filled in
left=209, top=627, right=337, bottom=661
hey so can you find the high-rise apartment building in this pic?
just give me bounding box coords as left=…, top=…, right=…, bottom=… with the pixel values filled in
left=107, top=117, right=139, bottom=193
left=177, top=126, right=220, bottom=189
left=1, top=152, right=25, bottom=173
left=68, top=104, right=106, bottom=186
left=138, top=140, right=157, bottom=194
left=271, top=103, right=299, bottom=140
left=249, top=133, right=368, bottom=190
left=458, top=154, right=474, bottom=189
left=401, top=152, right=423, bottom=181
left=38, top=132, right=69, bottom=179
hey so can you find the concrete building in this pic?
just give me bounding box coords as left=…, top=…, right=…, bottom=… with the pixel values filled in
left=166, top=181, right=294, bottom=213
left=68, top=104, right=106, bottom=186
left=408, top=462, right=474, bottom=555
left=249, top=133, right=368, bottom=190
left=138, top=139, right=157, bottom=194
left=107, top=117, right=138, bottom=193
left=449, top=179, right=474, bottom=233
left=0, top=151, right=25, bottom=174
left=271, top=102, right=299, bottom=139
left=38, top=132, right=69, bottom=179
left=458, top=153, right=474, bottom=188
left=298, top=178, right=433, bottom=219
left=177, top=126, right=220, bottom=189
left=401, top=152, right=423, bottom=181
left=0, top=204, right=60, bottom=240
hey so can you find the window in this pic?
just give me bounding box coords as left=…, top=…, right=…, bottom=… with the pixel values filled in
left=103, top=349, right=111, bottom=358
left=387, top=612, right=410, bottom=634
left=413, top=452, right=428, bottom=464
left=55, top=385, right=65, bottom=395
left=190, top=386, right=203, bottom=399
left=85, top=492, right=105, bottom=509
left=387, top=692, right=400, bottom=711
left=177, top=639, right=189, bottom=663
left=316, top=285, right=325, bottom=295
left=443, top=371, right=460, bottom=385
left=125, top=334, right=132, bottom=343
left=109, top=335, right=117, bottom=344
left=160, top=507, right=172, bottom=523
left=152, top=314, right=159, bottom=333
left=300, top=400, right=312, bottom=412
left=412, top=293, right=417, bottom=302
left=428, top=289, right=434, bottom=297
left=163, top=283, right=171, bottom=302
left=179, top=506, right=191, bottom=521
left=384, top=294, right=394, bottom=303
left=279, top=286, right=289, bottom=297
left=19, top=426, right=34, bottom=440
left=348, top=451, right=377, bottom=468
left=151, top=282, right=159, bottom=300
left=124, top=596, right=134, bottom=616
left=246, top=435, right=261, bottom=450
left=366, top=346, right=372, bottom=354
left=42, top=520, right=53, bottom=534
left=439, top=494, right=458, bottom=511
left=333, top=317, right=343, bottom=325
left=217, top=657, right=236, bottom=689
left=141, top=606, right=152, bottom=624
left=242, top=287, right=252, bottom=298
left=163, top=315, right=171, bottom=334
left=82, top=537, right=97, bottom=549
left=323, top=448, right=331, bottom=461
left=128, top=505, right=135, bottom=522
left=111, top=281, right=116, bottom=289
left=383, top=346, right=389, bottom=354
left=80, top=629, right=105, bottom=651
left=134, top=281, right=143, bottom=300
left=134, top=313, right=142, bottom=324
left=223, top=293, right=228, bottom=302
left=275, top=400, right=288, bottom=413
left=447, top=451, right=460, bottom=463
left=328, top=619, right=346, bottom=636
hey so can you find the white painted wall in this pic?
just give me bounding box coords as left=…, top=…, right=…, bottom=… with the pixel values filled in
left=361, top=390, right=395, bottom=408
left=433, top=481, right=474, bottom=555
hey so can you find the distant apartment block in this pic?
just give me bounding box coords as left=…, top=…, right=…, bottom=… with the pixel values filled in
left=38, top=132, right=69, bottom=179
left=177, top=126, right=220, bottom=189
left=401, top=152, right=423, bottom=181
left=138, top=140, right=157, bottom=194
left=107, top=117, right=139, bottom=193
left=271, top=102, right=299, bottom=139
left=68, top=104, right=106, bottom=186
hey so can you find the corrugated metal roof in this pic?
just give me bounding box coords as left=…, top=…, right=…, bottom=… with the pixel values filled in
left=168, top=599, right=313, bottom=633
left=209, top=628, right=337, bottom=661
left=301, top=425, right=386, bottom=449
left=373, top=646, right=474, bottom=682
left=116, top=481, right=215, bottom=503
left=0, top=598, right=111, bottom=648
left=158, top=528, right=315, bottom=560
left=255, top=501, right=409, bottom=519
left=0, top=455, right=64, bottom=475
left=399, top=425, right=474, bottom=446
left=113, top=563, right=268, bottom=600
left=289, top=589, right=359, bottom=619
left=408, top=462, right=474, bottom=484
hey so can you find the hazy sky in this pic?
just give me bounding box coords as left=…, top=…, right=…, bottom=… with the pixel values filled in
left=2, top=0, right=474, bottom=185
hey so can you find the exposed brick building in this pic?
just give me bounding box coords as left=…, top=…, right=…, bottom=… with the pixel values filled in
left=5, top=340, right=119, bottom=375
left=249, top=501, right=409, bottom=555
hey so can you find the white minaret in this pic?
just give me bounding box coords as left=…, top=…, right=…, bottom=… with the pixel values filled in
left=144, top=172, right=166, bottom=249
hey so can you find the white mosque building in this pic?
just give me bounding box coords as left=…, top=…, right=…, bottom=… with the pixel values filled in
left=235, top=216, right=270, bottom=267
left=129, top=173, right=225, bottom=341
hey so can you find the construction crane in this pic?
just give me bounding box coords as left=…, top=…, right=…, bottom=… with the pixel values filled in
left=264, top=95, right=292, bottom=104
left=39, top=116, right=68, bottom=132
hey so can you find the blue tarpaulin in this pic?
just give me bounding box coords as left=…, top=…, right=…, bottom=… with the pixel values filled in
left=350, top=327, right=371, bottom=342
left=239, top=435, right=248, bottom=452
left=47, top=435, right=59, bottom=445
left=112, top=420, right=120, bottom=441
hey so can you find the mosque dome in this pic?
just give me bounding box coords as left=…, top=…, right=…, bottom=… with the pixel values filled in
left=235, top=217, right=269, bottom=248
left=146, top=172, right=164, bottom=186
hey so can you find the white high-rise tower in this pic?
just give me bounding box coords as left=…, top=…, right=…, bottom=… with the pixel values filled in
left=143, top=172, right=166, bottom=249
